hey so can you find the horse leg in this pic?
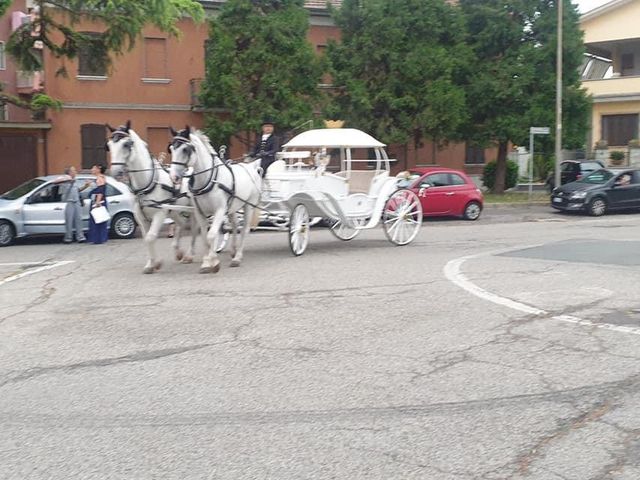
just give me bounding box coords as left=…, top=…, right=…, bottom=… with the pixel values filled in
left=134, top=204, right=154, bottom=274
left=171, top=214, right=185, bottom=261
left=230, top=205, right=252, bottom=267
left=181, top=214, right=198, bottom=264
left=200, top=209, right=225, bottom=274
left=228, top=211, right=238, bottom=260
left=142, top=211, right=166, bottom=274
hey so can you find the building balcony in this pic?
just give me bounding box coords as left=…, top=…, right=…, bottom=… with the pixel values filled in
left=582, top=75, right=640, bottom=103
left=16, top=71, right=44, bottom=94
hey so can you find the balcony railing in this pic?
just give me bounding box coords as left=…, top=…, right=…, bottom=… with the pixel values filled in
left=16, top=71, right=43, bottom=92
left=582, top=75, right=640, bottom=100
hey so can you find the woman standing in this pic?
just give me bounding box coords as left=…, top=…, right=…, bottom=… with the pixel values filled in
left=87, top=164, right=109, bottom=244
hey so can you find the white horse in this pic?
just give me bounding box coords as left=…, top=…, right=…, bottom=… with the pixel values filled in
left=107, top=121, right=197, bottom=274
left=169, top=127, right=262, bottom=273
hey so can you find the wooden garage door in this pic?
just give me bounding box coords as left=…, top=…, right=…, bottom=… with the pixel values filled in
left=0, top=134, right=38, bottom=194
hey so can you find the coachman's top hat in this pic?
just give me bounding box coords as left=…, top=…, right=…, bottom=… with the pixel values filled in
left=261, top=117, right=275, bottom=127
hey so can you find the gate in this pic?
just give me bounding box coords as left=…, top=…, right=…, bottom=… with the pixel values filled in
left=0, top=134, right=38, bottom=193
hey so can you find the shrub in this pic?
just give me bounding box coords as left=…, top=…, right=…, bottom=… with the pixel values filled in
left=610, top=150, right=625, bottom=162
left=482, top=160, right=519, bottom=191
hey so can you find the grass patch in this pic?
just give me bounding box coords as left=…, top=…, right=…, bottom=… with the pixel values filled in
left=484, top=191, right=550, bottom=204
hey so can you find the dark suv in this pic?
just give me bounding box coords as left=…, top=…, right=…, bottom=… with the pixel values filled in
left=546, top=160, right=605, bottom=192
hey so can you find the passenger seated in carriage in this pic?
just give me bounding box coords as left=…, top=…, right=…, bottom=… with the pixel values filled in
left=249, top=118, right=279, bottom=177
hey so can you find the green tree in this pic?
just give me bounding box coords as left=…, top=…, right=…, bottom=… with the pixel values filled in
left=0, top=0, right=203, bottom=113
left=200, top=0, right=322, bottom=148
left=460, top=0, right=590, bottom=193
left=327, top=0, right=471, bottom=163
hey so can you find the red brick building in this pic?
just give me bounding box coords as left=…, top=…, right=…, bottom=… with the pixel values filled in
left=1, top=0, right=492, bottom=192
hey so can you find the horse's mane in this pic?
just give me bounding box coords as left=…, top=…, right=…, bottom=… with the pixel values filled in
left=128, top=129, right=155, bottom=163
left=191, top=130, right=217, bottom=156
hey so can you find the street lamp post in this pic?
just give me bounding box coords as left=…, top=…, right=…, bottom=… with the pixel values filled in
left=554, top=0, right=563, bottom=191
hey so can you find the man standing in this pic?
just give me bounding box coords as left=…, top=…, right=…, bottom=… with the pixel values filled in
left=54, top=166, right=90, bottom=243
left=249, top=118, right=279, bottom=177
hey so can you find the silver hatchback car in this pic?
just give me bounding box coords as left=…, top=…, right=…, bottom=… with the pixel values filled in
left=0, top=175, right=137, bottom=246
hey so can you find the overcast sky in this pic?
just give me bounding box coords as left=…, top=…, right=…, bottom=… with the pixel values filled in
left=575, top=0, right=611, bottom=13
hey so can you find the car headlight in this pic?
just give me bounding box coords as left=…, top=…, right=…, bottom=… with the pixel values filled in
left=569, top=191, right=587, bottom=199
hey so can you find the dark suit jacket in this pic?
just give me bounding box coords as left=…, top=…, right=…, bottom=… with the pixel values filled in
left=250, top=134, right=279, bottom=163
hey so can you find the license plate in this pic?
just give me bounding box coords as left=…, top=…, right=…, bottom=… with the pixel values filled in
left=552, top=197, right=562, bottom=203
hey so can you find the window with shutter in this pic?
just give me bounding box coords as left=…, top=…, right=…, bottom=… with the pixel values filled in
left=144, top=38, right=168, bottom=79
left=147, top=127, right=172, bottom=161
left=601, top=114, right=639, bottom=147
left=0, top=42, right=6, bottom=70
left=465, top=144, right=485, bottom=164
left=78, top=32, right=107, bottom=77
left=81, top=124, right=107, bottom=169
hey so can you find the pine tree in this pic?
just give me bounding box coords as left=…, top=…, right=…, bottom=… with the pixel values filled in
left=460, top=0, right=590, bottom=193
left=327, top=0, right=471, bottom=162
left=200, top=0, right=323, bottom=148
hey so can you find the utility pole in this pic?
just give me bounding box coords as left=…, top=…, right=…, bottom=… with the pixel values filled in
left=554, top=0, right=563, bottom=191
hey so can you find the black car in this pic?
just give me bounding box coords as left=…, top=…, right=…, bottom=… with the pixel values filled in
left=546, top=160, right=606, bottom=192
left=551, top=168, right=640, bottom=216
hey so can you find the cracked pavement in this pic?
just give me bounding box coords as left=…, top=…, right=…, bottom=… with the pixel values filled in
left=1, top=206, right=639, bottom=479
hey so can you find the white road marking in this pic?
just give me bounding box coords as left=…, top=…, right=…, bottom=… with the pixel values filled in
left=443, top=248, right=640, bottom=337
left=0, top=261, right=58, bottom=266
left=0, top=261, right=75, bottom=287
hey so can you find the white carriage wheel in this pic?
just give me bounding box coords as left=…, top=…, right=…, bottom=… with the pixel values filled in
left=329, top=219, right=360, bottom=241
left=382, top=189, right=423, bottom=246
left=289, top=204, right=310, bottom=256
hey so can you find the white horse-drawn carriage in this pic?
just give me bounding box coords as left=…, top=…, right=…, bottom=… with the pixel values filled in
left=108, top=122, right=422, bottom=274
left=260, top=128, right=423, bottom=255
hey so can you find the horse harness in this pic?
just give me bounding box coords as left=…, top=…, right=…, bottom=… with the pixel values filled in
left=109, top=131, right=188, bottom=217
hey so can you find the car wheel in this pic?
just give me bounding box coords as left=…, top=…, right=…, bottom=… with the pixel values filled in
left=463, top=201, right=482, bottom=221
left=0, top=220, right=16, bottom=247
left=588, top=197, right=607, bottom=217
left=110, top=212, right=137, bottom=239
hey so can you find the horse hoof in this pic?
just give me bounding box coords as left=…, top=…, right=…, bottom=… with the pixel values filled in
left=175, top=250, right=184, bottom=261
left=154, top=261, right=163, bottom=271
left=143, top=267, right=155, bottom=274
left=181, top=256, right=193, bottom=264
left=230, top=259, right=241, bottom=268
left=199, top=264, right=219, bottom=274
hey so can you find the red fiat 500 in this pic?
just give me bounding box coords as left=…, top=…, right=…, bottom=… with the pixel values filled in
left=397, top=168, right=484, bottom=220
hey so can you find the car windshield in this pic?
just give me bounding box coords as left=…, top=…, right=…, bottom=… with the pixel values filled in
left=577, top=169, right=613, bottom=184
left=0, top=178, right=46, bottom=200
left=397, top=172, right=423, bottom=187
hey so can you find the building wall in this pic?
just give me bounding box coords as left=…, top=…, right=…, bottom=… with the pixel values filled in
left=42, top=13, right=344, bottom=174
left=581, top=1, right=640, bottom=152
left=582, top=0, right=640, bottom=44
left=43, top=17, right=209, bottom=173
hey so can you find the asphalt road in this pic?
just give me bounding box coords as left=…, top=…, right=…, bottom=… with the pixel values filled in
left=1, top=205, right=639, bottom=480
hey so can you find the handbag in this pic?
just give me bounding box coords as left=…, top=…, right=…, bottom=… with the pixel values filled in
left=91, top=205, right=111, bottom=224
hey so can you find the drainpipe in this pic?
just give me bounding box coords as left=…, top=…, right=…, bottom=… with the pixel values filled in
left=43, top=128, right=49, bottom=175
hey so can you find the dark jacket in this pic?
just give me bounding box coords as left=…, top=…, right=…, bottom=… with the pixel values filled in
left=250, top=133, right=279, bottom=164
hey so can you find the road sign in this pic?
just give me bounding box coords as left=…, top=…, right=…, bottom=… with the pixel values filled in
left=530, top=127, right=550, bottom=135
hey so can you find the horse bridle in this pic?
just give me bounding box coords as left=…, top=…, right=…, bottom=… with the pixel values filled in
left=109, top=130, right=159, bottom=196
left=169, top=134, right=220, bottom=196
